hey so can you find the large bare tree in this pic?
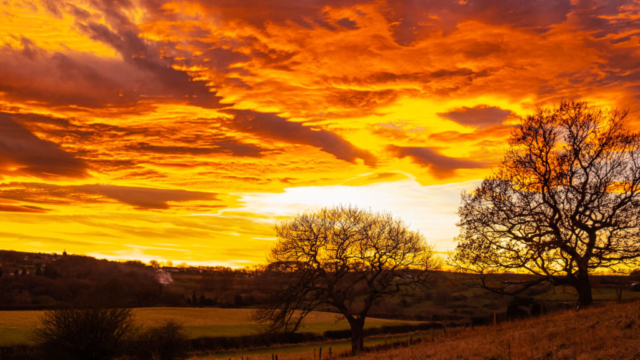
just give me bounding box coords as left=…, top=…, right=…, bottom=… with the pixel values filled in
left=255, top=205, right=436, bottom=354
left=454, top=101, right=640, bottom=309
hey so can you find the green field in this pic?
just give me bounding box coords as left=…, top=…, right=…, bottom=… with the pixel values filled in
left=0, top=307, right=421, bottom=347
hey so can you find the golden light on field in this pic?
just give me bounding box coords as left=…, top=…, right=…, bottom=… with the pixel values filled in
left=1, top=0, right=640, bottom=266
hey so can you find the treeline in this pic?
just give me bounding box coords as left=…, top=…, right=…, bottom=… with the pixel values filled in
left=0, top=251, right=183, bottom=309
left=0, top=250, right=283, bottom=309
left=2, top=250, right=638, bottom=313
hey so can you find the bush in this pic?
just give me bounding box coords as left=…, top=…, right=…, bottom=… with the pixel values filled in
left=130, top=321, right=189, bottom=360
left=190, top=332, right=321, bottom=352
left=433, top=290, right=452, bottom=306
left=323, top=323, right=445, bottom=340
left=33, top=307, right=134, bottom=360
left=0, top=345, right=39, bottom=360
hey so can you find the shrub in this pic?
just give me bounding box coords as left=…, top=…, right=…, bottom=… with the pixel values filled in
left=33, top=307, right=134, bottom=360
left=433, top=290, right=452, bottom=306
left=130, top=321, right=190, bottom=360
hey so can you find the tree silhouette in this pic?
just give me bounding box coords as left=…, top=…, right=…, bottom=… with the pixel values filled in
left=255, top=205, right=437, bottom=354
left=454, top=101, right=640, bottom=309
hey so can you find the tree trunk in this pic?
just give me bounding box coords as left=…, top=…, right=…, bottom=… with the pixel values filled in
left=350, top=319, right=365, bottom=355
left=575, top=272, right=593, bottom=309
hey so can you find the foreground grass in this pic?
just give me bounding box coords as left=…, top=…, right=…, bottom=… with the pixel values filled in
left=0, top=308, right=420, bottom=346
left=348, top=300, right=640, bottom=360
left=203, top=301, right=640, bottom=360
left=193, top=332, right=433, bottom=359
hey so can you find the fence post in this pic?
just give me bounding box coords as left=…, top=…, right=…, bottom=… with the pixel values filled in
left=329, top=347, right=332, bottom=359
left=319, top=347, right=322, bottom=359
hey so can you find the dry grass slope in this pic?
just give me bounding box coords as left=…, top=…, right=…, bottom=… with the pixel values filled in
left=350, top=301, right=640, bottom=360
left=193, top=301, right=640, bottom=360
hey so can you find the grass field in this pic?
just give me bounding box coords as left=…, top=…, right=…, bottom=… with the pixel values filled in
left=0, top=307, right=421, bottom=347
left=199, top=300, right=640, bottom=360
left=354, top=300, right=640, bottom=360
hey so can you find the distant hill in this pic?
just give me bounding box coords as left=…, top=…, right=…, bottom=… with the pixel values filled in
left=0, top=250, right=183, bottom=309
left=2, top=249, right=639, bottom=324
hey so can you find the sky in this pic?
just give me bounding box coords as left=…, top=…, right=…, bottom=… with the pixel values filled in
left=1, top=0, right=640, bottom=267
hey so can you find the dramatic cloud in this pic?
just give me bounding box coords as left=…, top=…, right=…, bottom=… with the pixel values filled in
left=0, top=113, right=88, bottom=179
left=438, top=105, right=512, bottom=128
left=0, top=183, right=218, bottom=210
left=1, top=0, right=640, bottom=264
left=77, top=184, right=218, bottom=209
left=225, top=110, right=377, bottom=166
left=126, top=141, right=264, bottom=158
left=0, top=202, right=48, bottom=213
left=387, top=145, right=486, bottom=178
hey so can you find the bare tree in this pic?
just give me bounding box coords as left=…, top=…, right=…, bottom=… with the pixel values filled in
left=454, top=101, right=640, bottom=309
left=255, top=205, right=437, bottom=354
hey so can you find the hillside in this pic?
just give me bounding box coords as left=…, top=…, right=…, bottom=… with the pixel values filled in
left=348, top=300, right=640, bottom=360
left=0, top=250, right=177, bottom=309
left=214, top=301, right=640, bottom=360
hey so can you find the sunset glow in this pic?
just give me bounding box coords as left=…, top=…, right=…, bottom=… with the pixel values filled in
left=2, top=0, right=640, bottom=266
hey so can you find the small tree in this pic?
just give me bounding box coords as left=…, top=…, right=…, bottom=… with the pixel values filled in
left=454, top=101, right=640, bottom=309
left=33, top=307, right=134, bottom=360
left=255, top=205, right=437, bottom=354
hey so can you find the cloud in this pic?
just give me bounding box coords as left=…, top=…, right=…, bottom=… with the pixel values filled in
left=438, top=105, right=512, bottom=128
left=428, top=125, right=513, bottom=143
left=0, top=203, right=49, bottom=213
left=0, top=26, right=222, bottom=111
left=224, top=110, right=376, bottom=165
left=0, top=183, right=218, bottom=210
left=0, top=43, right=196, bottom=111
left=2, top=0, right=640, bottom=265
left=380, top=0, right=573, bottom=45
left=0, top=43, right=134, bottom=109
left=126, top=141, right=264, bottom=158
left=77, top=185, right=218, bottom=209
left=80, top=21, right=223, bottom=109
left=0, top=113, right=88, bottom=179
left=387, top=145, right=486, bottom=178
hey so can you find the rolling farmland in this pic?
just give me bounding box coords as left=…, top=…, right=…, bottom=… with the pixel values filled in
left=0, top=307, right=421, bottom=346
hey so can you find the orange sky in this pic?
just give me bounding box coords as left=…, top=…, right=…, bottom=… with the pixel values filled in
left=1, top=0, right=640, bottom=267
